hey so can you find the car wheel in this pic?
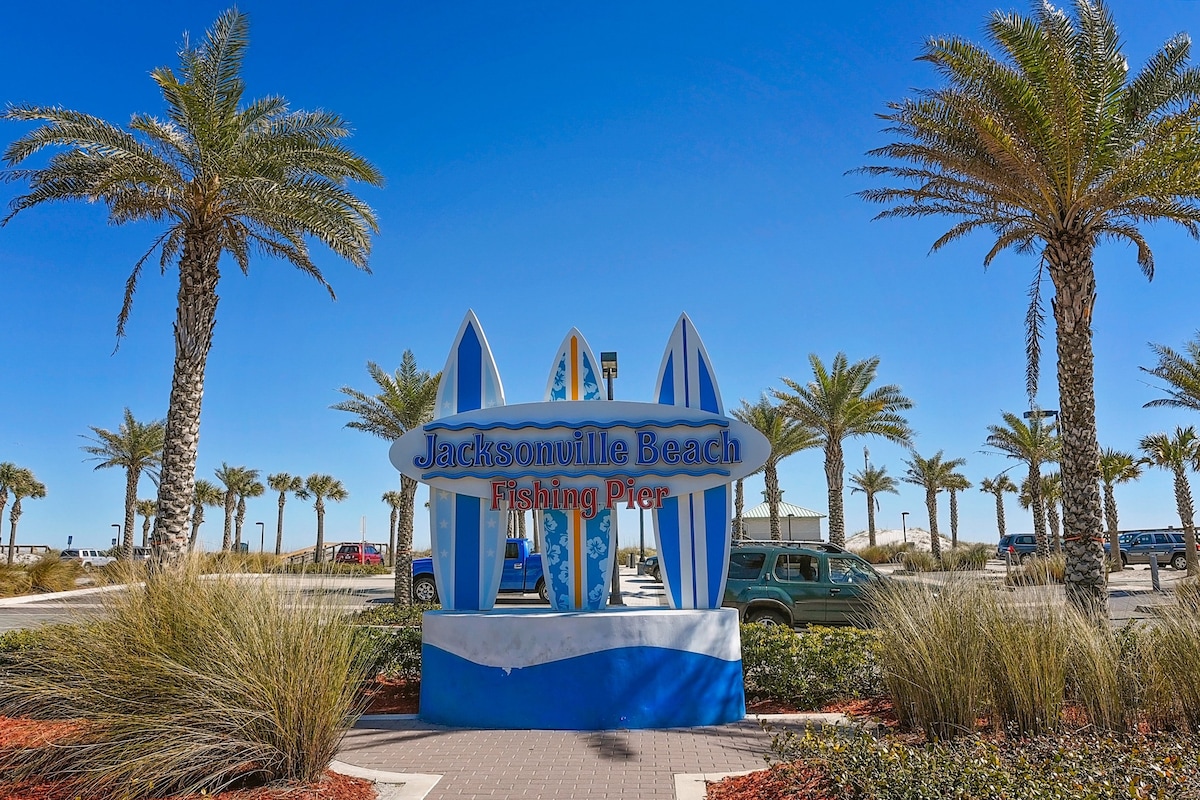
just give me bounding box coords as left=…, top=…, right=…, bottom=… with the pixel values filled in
left=746, top=608, right=789, bottom=627
left=1171, top=553, right=1188, bottom=571
left=1018, top=553, right=1032, bottom=565
left=536, top=578, right=549, bottom=603
left=1120, top=552, right=1129, bottom=568
left=650, top=567, right=661, bottom=582
left=413, top=576, right=439, bottom=604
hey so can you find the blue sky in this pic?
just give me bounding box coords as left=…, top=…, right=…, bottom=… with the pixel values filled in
left=3, top=1, right=1200, bottom=553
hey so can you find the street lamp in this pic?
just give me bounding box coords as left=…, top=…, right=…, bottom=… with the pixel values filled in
left=901, top=512, right=909, bottom=544
left=1023, top=409, right=1059, bottom=420
left=111, top=523, right=121, bottom=552
left=256, top=522, right=265, bottom=553
left=600, top=351, right=624, bottom=606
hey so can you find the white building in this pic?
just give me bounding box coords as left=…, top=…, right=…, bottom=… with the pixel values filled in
left=738, top=500, right=825, bottom=541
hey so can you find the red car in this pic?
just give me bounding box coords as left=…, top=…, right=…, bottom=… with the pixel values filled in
left=334, top=543, right=384, bottom=565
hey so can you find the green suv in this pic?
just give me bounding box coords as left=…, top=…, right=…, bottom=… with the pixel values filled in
left=722, top=542, right=886, bottom=627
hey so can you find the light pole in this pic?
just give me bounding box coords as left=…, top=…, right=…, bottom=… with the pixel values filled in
left=256, top=522, right=265, bottom=553
left=111, top=524, right=121, bottom=553
left=1022, top=409, right=1059, bottom=420
left=901, top=512, right=909, bottom=544
left=601, top=350, right=624, bottom=606
left=787, top=514, right=794, bottom=540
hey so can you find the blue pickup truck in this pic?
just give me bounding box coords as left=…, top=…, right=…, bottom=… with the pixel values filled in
left=412, top=537, right=548, bottom=604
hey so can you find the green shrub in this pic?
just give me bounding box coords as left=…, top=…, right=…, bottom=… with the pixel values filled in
left=900, top=550, right=938, bottom=572
left=0, top=561, right=373, bottom=798
left=1006, top=553, right=1066, bottom=585
left=940, top=543, right=991, bottom=571
left=25, top=554, right=82, bottom=593
left=359, top=627, right=424, bottom=680
left=741, top=624, right=882, bottom=708
left=770, top=727, right=1200, bottom=800
left=354, top=603, right=439, bottom=626
left=854, top=542, right=913, bottom=564
left=0, top=565, right=32, bottom=597
left=276, top=561, right=391, bottom=575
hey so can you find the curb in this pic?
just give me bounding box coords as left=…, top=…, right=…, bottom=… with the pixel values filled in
left=0, top=583, right=137, bottom=607
left=329, top=760, right=441, bottom=800
left=674, top=770, right=757, bottom=800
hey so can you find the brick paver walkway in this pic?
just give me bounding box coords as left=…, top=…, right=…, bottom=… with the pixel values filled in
left=339, top=718, right=778, bottom=799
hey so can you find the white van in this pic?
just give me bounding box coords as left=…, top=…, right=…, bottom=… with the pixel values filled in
left=59, top=549, right=116, bottom=569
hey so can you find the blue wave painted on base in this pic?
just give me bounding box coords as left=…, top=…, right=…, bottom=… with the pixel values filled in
left=420, top=644, right=745, bottom=730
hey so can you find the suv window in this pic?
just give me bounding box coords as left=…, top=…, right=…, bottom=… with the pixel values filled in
left=1016, top=536, right=1035, bottom=545
left=365, top=545, right=380, bottom=555
left=337, top=545, right=356, bottom=554
left=773, top=554, right=816, bottom=582
left=728, top=551, right=765, bottom=580
left=828, top=557, right=880, bottom=585
left=1133, top=534, right=1152, bottom=546
left=1155, top=534, right=1171, bottom=544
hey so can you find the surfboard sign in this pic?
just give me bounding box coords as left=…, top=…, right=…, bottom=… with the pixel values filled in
left=427, top=311, right=509, bottom=611
left=652, top=313, right=732, bottom=610
left=540, top=329, right=614, bottom=611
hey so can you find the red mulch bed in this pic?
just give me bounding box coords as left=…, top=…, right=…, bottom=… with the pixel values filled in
left=707, top=764, right=834, bottom=800
left=0, top=718, right=376, bottom=800
left=746, top=696, right=900, bottom=728
left=361, top=676, right=419, bottom=715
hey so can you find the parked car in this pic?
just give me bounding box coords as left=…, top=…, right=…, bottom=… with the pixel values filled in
left=132, top=546, right=152, bottom=561
left=996, top=534, right=1039, bottom=564
left=643, top=555, right=660, bottom=582
left=334, top=543, right=384, bottom=565
left=59, top=549, right=115, bottom=569
left=722, top=542, right=886, bottom=627
left=1107, top=531, right=1198, bottom=570
left=411, top=537, right=547, bottom=603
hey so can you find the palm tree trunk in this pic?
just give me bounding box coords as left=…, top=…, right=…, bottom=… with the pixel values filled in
left=518, top=510, right=526, bottom=539
left=314, top=497, right=326, bottom=564
left=825, top=440, right=846, bottom=547
left=234, top=497, right=247, bottom=551
left=151, top=232, right=221, bottom=562
left=1028, top=466, right=1048, bottom=557
left=387, top=505, right=398, bottom=568
left=734, top=479, right=745, bottom=541
left=765, top=460, right=781, bottom=541
left=1103, top=482, right=1122, bottom=571
left=1172, top=466, right=1199, bottom=577
left=122, top=468, right=138, bottom=561
left=8, top=499, right=23, bottom=564
left=222, top=494, right=235, bottom=551
left=1047, top=242, right=1108, bottom=616
left=393, top=475, right=418, bottom=606
left=993, top=489, right=1007, bottom=539
left=866, top=491, right=877, bottom=548
left=926, top=489, right=941, bottom=560
left=0, top=497, right=8, bottom=565
left=189, top=506, right=204, bottom=552
left=141, top=517, right=152, bottom=548
left=949, top=490, right=959, bottom=549
left=1047, top=502, right=1061, bottom=553
left=275, top=494, right=287, bottom=556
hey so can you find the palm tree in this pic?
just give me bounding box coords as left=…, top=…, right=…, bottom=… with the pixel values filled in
left=214, top=464, right=256, bottom=552
left=732, top=396, right=820, bottom=540
left=382, top=491, right=403, bottom=568
left=189, top=479, right=223, bottom=551
left=773, top=353, right=913, bottom=546
left=860, top=1, right=1200, bottom=615
left=80, top=408, right=165, bottom=560
left=267, top=473, right=307, bottom=556
left=234, top=476, right=264, bottom=551
left=5, top=468, right=46, bottom=566
left=1142, top=335, right=1200, bottom=411
left=733, top=479, right=746, bottom=541
left=135, top=499, right=157, bottom=548
left=979, top=474, right=1018, bottom=540
left=0, top=463, right=21, bottom=557
left=304, top=475, right=348, bottom=564
left=1041, top=472, right=1063, bottom=554
left=903, top=451, right=964, bottom=560
left=944, top=471, right=971, bottom=549
left=985, top=412, right=1059, bottom=558
left=1099, top=448, right=1143, bottom=570
left=2, top=10, right=382, bottom=560
left=849, top=465, right=899, bottom=548
left=1139, top=428, right=1200, bottom=576
left=332, top=350, right=439, bottom=603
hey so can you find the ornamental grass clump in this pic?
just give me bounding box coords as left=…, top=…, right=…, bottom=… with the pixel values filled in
left=25, top=553, right=81, bottom=593
left=1142, top=600, right=1200, bottom=729
left=0, top=560, right=372, bottom=799
left=0, top=564, right=31, bottom=597
left=870, top=579, right=990, bottom=738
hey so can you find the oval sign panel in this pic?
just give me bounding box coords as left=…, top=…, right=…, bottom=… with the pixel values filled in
left=390, top=400, right=770, bottom=519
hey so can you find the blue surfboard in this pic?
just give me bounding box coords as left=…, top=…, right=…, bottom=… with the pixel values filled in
left=428, top=311, right=508, bottom=611
left=652, top=314, right=732, bottom=610
left=540, top=329, right=614, bottom=610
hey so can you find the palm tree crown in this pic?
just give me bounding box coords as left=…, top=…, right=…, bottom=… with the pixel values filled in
left=979, top=474, right=1018, bottom=539
left=986, top=412, right=1059, bottom=557
left=732, top=396, right=819, bottom=540
left=80, top=408, right=165, bottom=560
left=267, top=473, right=307, bottom=556
left=849, top=464, right=899, bottom=548
left=189, top=479, right=223, bottom=551
left=774, top=353, right=913, bottom=546
left=859, top=0, right=1200, bottom=615
left=1098, top=448, right=1142, bottom=567
left=304, top=474, right=348, bottom=564
left=5, top=467, right=46, bottom=566
left=214, top=464, right=257, bottom=552
left=2, top=10, right=383, bottom=559
left=1142, top=335, right=1200, bottom=412
left=1140, top=428, right=1200, bottom=576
